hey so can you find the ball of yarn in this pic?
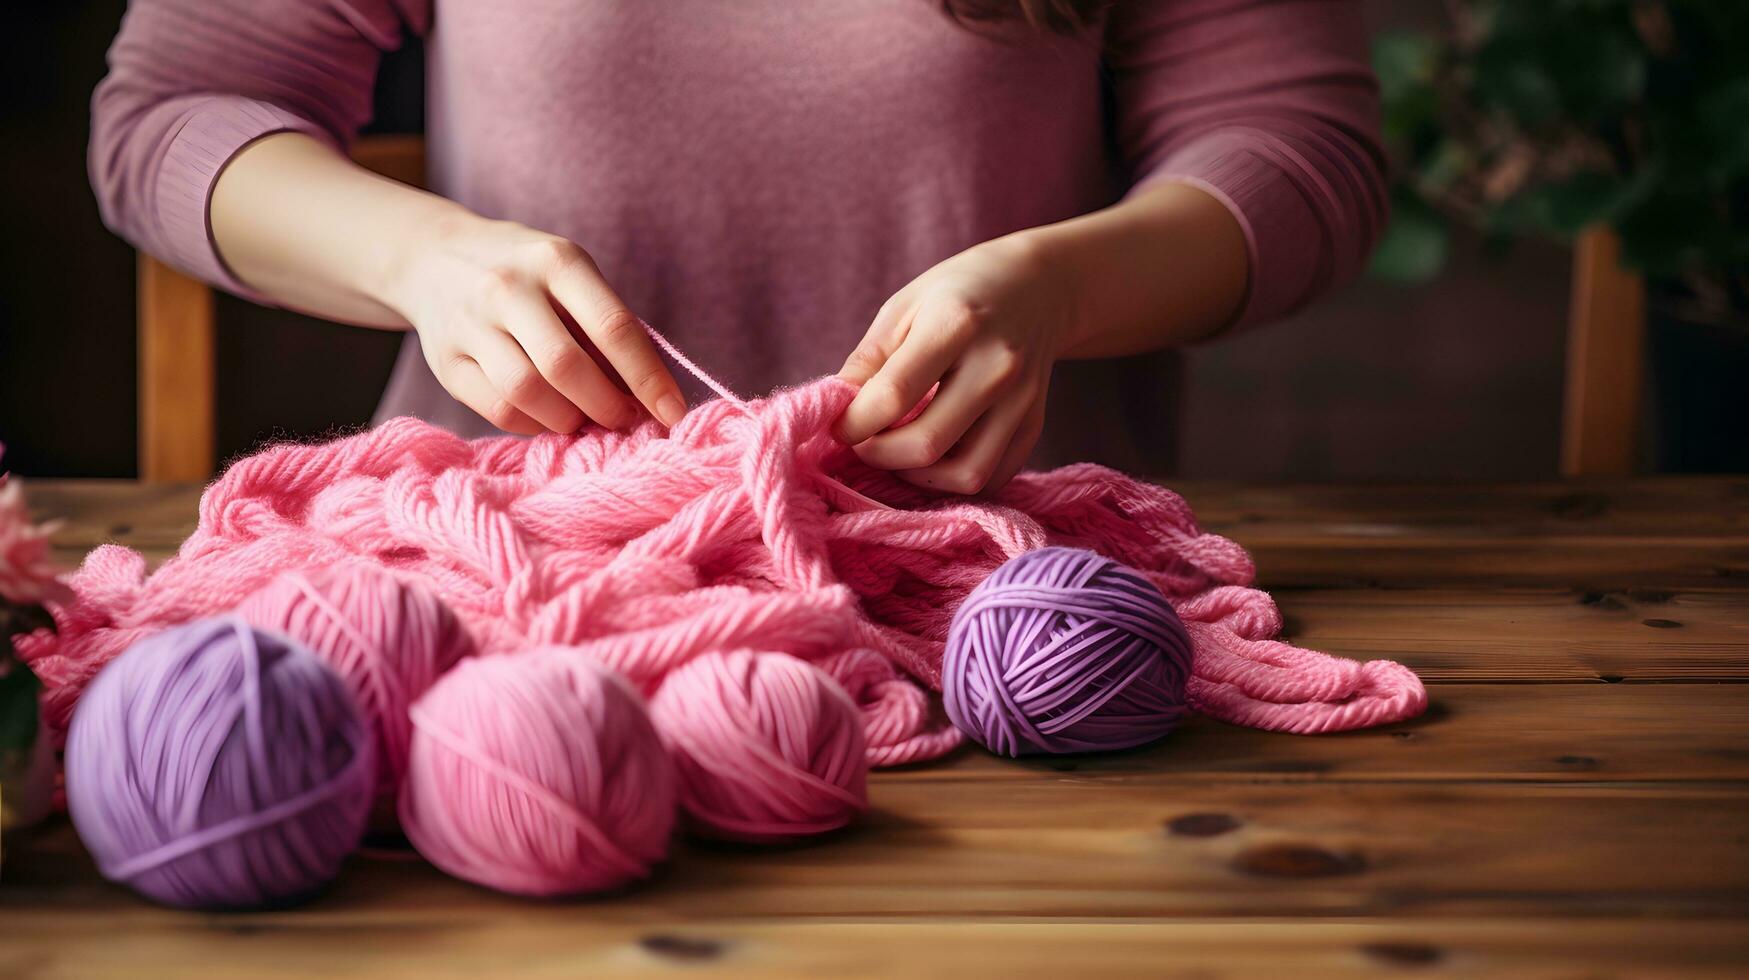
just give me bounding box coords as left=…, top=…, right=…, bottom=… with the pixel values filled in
left=64, top=616, right=374, bottom=909
left=649, top=650, right=868, bottom=842
left=26, top=374, right=1431, bottom=763
left=235, top=564, right=474, bottom=804
left=399, top=650, right=676, bottom=897
left=943, top=546, right=1194, bottom=757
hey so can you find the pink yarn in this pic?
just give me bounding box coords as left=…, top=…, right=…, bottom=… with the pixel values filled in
left=233, top=564, right=475, bottom=805
left=15, top=354, right=1425, bottom=763
left=650, top=650, right=868, bottom=841
left=399, top=650, right=676, bottom=897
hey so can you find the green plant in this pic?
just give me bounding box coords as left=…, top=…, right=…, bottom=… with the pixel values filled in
left=1, top=599, right=50, bottom=837
left=0, top=603, right=46, bottom=759
left=0, top=451, right=63, bottom=835
left=1370, top=1, right=1749, bottom=321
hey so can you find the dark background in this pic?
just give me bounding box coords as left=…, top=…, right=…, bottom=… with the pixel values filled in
left=0, top=1, right=1572, bottom=481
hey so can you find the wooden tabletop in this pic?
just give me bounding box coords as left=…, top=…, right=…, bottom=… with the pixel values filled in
left=5, top=477, right=1748, bottom=978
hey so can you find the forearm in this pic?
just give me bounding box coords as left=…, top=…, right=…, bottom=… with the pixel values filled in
left=209, top=131, right=468, bottom=328
left=1027, top=179, right=1250, bottom=359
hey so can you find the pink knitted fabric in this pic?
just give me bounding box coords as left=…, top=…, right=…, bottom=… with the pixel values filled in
left=17, top=373, right=1425, bottom=763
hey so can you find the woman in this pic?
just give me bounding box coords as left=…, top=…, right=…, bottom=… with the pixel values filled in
left=90, top=0, right=1384, bottom=493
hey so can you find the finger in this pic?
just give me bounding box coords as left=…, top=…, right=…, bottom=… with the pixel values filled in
left=980, top=392, right=1047, bottom=495
left=544, top=250, right=686, bottom=427
left=837, top=291, right=914, bottom=385
left=898, top=384, right=1041, bottom=496
left=852, top=342, right=1027, bottom=470
left=438, top=354, right=543, bottom=436
left=496, top=287, right=640, bottom=430
left=467, top=326, right=587, bottom=433
left=834, top=303, right=974, bottom=446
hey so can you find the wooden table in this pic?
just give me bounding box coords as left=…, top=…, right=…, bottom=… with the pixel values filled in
left=5, top=478, right=1748, bottom=978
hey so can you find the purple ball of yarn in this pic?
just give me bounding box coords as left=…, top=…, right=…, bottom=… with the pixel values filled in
left=65, top=616, right=374, bottom=909
left=943, top=547, right=1194, bottom=757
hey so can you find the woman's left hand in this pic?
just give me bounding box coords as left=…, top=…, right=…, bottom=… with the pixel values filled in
left=834, top=234, right=1081, bottom=495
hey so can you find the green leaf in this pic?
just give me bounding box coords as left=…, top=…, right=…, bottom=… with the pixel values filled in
left=1416, top=139, right=1471, bottom=193
left=1374, top=32, right=1439, bottom=99
left=1475, top=42, right=1563, bottom=126
left=1368, top=193, right=1451, bottom=284
left=1553, top=28, right=1647, bottom=119
left=1375, top=32, right=1443, bottom=148
left=1483, top=191, right=1542, bottom=238
left=1699, top=77, right=1749, bottom=181
left=1532, top=168, right=1655, bottom=235
left=1472, top=12, right=1646, bottom=127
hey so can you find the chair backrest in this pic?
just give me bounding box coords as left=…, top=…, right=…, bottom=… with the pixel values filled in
left=136, top=134, right=426, bottom=482
left=1559, top=227, right=1646, bottom=477
left=135, top=140, right=1644, bottom=482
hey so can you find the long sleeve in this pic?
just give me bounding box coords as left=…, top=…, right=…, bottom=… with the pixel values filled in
left=88, top=0, right=429, bottom=296
left=1109, top=0, right=1388, bottom=329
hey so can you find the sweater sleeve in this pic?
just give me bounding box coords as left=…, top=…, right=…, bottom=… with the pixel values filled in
left=1107, top=0, right=1388, bottom=329
left=89, top=0, right=429, bottom=297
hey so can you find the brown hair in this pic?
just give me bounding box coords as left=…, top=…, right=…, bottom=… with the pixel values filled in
left=940, top=0, right=1109, bottom=35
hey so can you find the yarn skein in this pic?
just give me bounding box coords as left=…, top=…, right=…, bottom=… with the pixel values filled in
left=650, top=650, right=868, bottom=841
left=64, top=616, right=373, bottom=909
left=399, top=650, right=677, bottom=897
left=944, top=547, right=1194, bottom=757
left=235, top=564, right=474, bottom=804
left=21, top=335, right=1430, bottom=761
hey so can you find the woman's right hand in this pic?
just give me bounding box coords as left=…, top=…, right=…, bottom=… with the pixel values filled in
left=207, top=132, right=683, bottom=435
left=378, top=209, right=687, bottom=435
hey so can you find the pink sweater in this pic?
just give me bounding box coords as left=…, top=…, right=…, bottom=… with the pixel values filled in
left=91, top=0, right=1385, bottom=471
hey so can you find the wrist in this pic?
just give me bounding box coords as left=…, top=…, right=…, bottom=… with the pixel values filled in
left=1031, top=182, right=1250, bottom=359
left=368, top=198, right=480, bottom=321
left=994, top=227, right=1094, bottom=358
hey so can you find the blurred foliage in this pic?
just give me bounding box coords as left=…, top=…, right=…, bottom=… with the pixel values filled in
left=1370, top=1, right=1749, bottom=322
left=0, top=603, right=47, bottom=754
left=1, top=602, right=51, bottom=841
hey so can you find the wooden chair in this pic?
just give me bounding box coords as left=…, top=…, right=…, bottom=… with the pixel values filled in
left=135, top=137, right=1647, bottom=482
left=1559, top=228, right=1646, bottom=477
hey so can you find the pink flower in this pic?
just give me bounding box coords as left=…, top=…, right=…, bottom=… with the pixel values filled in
left=0, top=444, right=68, bottom=606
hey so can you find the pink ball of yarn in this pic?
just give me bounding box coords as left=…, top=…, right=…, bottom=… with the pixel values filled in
left=399, top=650, right=677, bottom=897
left=650, top=650, right=868, bottom=842
left=235, top=565, right=474, bottom=804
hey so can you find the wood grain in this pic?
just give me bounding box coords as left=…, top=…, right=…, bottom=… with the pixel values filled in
left=30, top=480, right=202, bottom=557
left=136, top=257, right=214, bottom=483
left=1180, top=478, right=1749, bottom=537
left=8, top=783, right=1748, bottom=920
left=5, top=918, right=1747, bottom=979
left=1278, top=588, right=1749, bottom=681
left=1189, top=478, right=1749, bottom=588
left=8, top=479, right=1747, bottom=976
left=1243, top=539, right=1749, bottom=590
left=908, top=683, right=1749, bottom=782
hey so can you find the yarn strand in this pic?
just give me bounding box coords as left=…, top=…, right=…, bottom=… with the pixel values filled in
left=641, top=318, right=748, bottom=408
